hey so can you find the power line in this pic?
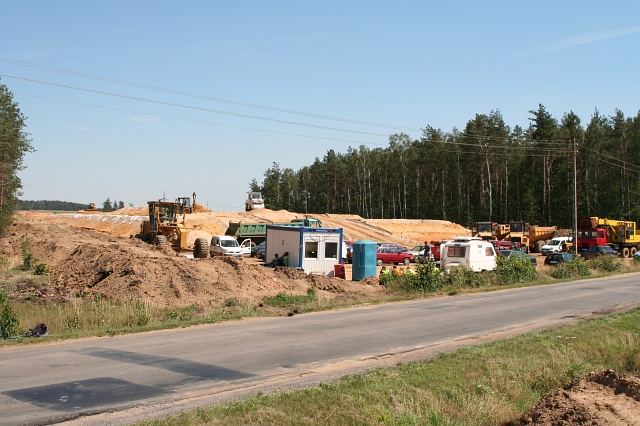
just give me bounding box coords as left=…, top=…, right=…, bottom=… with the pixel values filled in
left=1, top=74, right=399, bottom=138
left=14, top=92, right=389, bottom=147
left=1, top=67, right=576, bottom=145
left=0, top=57, right=420, bottom=132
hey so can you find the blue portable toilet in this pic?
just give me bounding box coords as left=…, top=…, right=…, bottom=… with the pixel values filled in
left=352, top=240, right=377, bottom=281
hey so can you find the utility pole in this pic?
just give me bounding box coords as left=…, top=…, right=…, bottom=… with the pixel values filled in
left=573, top=138, right=578, bottom=254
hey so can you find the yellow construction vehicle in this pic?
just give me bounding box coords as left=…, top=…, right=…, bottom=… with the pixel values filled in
left=138, top=194, right=209, bottom=258
left=472, top=221, right=510, bottom=241
left=508, top=221, right=556, bottom=253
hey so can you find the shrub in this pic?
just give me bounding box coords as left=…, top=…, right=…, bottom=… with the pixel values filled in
left=442, top=266, right=486, bottom=289
left=589, top=255, right=622, bottom=272
left=0, top=291, right=22, bottom=338
left=495, top=255, right=538, bottom=285
left=413, top=260, right=446, bottom=292
left=20, top=238, right=37, bottom=270
left=34, top=263, right=49, bottom=275
left=0, top=254, right=9, bottom=272
left=551, top=257, right=591, bottom=279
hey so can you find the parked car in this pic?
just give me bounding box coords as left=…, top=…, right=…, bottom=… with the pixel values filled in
left=376, top=242, right=408, bottom=252
left=544, top=252, right=574, bottom=266
left=541, top=237, right=573, bottom=256
left=498, top=249, right=537, bottom=265
left=256, top=244, right=266, bottom=260
left=251, top=241, right=265, bottom=257
left=408, top=244, right=435, bottom=263
left=582, top=245, right=618, bottom=260
left=376, top=247, right=413, bottom=266
left=490, top=240, right=520, bottom=251
left=210, top=235, right=252, bottom=257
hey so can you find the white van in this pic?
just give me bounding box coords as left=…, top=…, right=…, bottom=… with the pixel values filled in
left=440, top=236, right=497, bottom=272
left=540, top=237, right=572, bottom=256
left=210, top=236, right=252, bottom=257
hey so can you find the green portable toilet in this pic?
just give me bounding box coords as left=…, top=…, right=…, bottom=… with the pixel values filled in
left=352, top=240, right=377, bottom=281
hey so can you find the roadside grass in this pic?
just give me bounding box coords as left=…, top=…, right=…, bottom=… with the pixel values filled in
left=1, top=256, right=640, bottom=345
left=135, top=307, right=640, bottom=426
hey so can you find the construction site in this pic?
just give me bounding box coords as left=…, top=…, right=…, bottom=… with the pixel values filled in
left=3, top=205, right=640, bottom=423
left=3, top=205, right=469, bottom=309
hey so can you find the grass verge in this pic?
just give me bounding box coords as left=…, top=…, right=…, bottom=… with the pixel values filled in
left=135, top=307, right=640, bottom=426
left=2, top=257, right=640, bottom=345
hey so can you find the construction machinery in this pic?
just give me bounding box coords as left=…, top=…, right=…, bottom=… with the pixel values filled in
left=78, top=202, right=99, bottom=213
left=138, top=194, right=209, bottom=258
left=577, top=217, right=640, bottom=258
left=508, top=221, right=557, bottom=253
left=245, top=191, right=265, bottom=211
left=226, top=217, right=322, bottom=245
left=472, top=221, right=510, bottom=241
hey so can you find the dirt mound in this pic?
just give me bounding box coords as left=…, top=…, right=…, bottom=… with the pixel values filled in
left=22, top=210, right=469, bottom=249
left=4, top=215, right=384, bottom=309
left=507, top=370, right=640, bottom=425
left=192, top=204, right=210, bottom=213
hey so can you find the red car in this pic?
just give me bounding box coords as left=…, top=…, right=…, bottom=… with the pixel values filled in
left=376, top=247, right=413, bottom=266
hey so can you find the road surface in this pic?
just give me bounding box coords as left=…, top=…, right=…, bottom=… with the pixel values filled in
left=1, top=273, right=640, bottom=425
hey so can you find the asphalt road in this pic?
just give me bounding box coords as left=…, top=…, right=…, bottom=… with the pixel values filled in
left=2, top=273, right=640, bottom=426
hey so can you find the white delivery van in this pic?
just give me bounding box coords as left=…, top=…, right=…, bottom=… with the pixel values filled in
left=210, top=236, right=252, bottom=257
left=440, top=236, right=497, bottom=272
left=540, top=237, right=572, bottom=256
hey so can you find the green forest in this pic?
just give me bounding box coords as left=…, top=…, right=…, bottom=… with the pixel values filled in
left=253, top=105, right=640, bottom=228
left=17, top=199, right=126, bottom=212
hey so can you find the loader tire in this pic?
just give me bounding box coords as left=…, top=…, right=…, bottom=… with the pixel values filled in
left=631, top=247, right=637, bottom=257
left=622, top=247, right=630, bottom=258
left=153, top=235, right=168, bottom=246
left=193, top=238, right=210, bottom=259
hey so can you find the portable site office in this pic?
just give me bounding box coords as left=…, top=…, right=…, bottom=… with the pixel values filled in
left=265, top=225, right=344, bottom=275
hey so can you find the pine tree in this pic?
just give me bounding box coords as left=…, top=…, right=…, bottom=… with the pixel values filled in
left=0, top=82, right=35, bottom=235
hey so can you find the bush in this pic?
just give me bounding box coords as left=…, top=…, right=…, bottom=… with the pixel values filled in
left=20, top=238, right=37, bottom=270
left=442, top=266, right=486, bottom=289
left=589, top=255, right=622, bottom=272
left=0, top=291, right=22, bottom=338
left=413, top=260, right=446, bottom=292
left=551, top=257, right=591, bottom=279
left=34, top=263, right=49, bottom=275
left=0, top=254, right=9, bottom=272
left=495, top=255, right=538, bottom=285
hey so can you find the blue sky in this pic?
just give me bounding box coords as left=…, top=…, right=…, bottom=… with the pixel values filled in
left=2, top=1, right=639, bottom=211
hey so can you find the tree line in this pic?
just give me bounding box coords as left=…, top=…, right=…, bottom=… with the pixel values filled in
left=17, top=199, right=127, bottom=212
left=254, top=105, right=640, bottom=229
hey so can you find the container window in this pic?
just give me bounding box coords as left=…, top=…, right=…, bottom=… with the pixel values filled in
left=305, top=241, right=318, bottom=258
left=325, top=242, right=338, bottom=259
